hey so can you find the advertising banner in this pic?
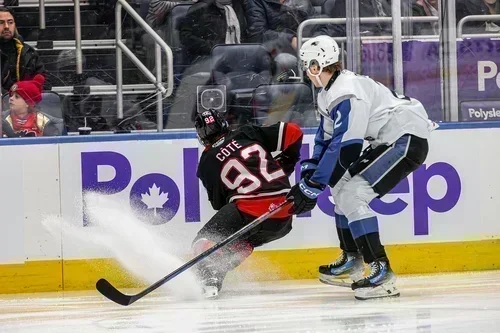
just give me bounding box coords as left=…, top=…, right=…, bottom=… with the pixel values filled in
left=460, top=100, right=500, bottom=121
left=54, top=130, right=500, bottom=259
left=361, top=38, right=500, bottom=123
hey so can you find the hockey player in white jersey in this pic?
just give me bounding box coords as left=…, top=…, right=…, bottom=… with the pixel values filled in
left=286, top=35, right=436, bottom=300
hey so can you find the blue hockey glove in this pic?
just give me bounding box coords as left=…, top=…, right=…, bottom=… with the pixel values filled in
left=300, top=158, right=319, bottom=179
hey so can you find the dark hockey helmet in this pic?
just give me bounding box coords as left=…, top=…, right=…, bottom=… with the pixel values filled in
left=195, top=109, right=229, bottom=146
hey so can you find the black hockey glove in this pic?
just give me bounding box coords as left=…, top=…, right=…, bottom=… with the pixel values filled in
left=275, top=152, right=299, bottom=176
left=286, top=177, right=324, bottom=215
left=299, top=158, right=319, bottom=179
left=275, top=69, right=300, bottom=83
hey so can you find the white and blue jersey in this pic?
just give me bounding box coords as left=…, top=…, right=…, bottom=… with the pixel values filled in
left=310, top=70, right=436, bottom=187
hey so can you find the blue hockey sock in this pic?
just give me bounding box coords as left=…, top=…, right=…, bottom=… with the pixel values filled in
left=335, top=213, right=357, bottom=253
left=349, top=217, right=387, bottom=263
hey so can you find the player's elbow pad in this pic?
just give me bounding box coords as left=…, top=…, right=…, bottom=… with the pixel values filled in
left=328, top=143, right=363, bottom=187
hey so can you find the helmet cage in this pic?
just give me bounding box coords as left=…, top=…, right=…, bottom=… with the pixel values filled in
left=195, top=109, right=228, bottom=146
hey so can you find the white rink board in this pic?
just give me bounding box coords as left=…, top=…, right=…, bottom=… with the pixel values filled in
left=0, top=128, right=499, bottom=264
left=0, top=144, right=62, bottom=263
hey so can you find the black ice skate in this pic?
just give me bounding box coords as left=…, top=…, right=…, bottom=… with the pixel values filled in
left=319, top=251, right=364, bottom=287
left=196, top=263, right=227, bottom=299
left=351, top=259, right=400, bottom=300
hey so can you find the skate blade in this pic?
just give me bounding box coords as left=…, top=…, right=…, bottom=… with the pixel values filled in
left=202, top=286, right=219, bottom=299
left=319, top=274, right=352, bottom=288
left=354, top=284, right=400, bottom=300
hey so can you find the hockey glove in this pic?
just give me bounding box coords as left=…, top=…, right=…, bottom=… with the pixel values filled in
left=300, top=158, right=319, bottom=179
left=275, top=152, right=298, bottom=176
left=275, top=69, right=299, bottom=83
left=287, top=178, right=324, bottom=215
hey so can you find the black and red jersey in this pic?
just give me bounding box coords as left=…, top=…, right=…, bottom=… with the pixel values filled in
left=197, top=122, right=303, bottom=217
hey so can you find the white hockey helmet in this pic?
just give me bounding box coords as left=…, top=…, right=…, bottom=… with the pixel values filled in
left=299, top=35, right=340, bottom=72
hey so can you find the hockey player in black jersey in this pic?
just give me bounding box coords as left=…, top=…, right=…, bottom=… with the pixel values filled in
left=193, top=109, right=303, bottom=298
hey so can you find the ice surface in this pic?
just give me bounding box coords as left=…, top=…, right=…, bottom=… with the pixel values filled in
left=0, top=271, right=499, bottom=333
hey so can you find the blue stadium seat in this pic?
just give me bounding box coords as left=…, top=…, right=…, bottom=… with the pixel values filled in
left=39, top=91, right=64, bottom=119
left=252, top=83, right=318, bottom=127
left=211, top=44, right=273, bottom=125
left=211, top=44, right=273, bottom=91
left=311, top=0, right=327, bottom=15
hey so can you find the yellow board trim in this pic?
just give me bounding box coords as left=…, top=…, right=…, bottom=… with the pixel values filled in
left=0, top=260, right=63, bottom=294
left=0, top=239, right=499, bottom=294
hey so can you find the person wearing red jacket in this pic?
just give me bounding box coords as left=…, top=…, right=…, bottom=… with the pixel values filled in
left=2, top=74, right=60, bottom=137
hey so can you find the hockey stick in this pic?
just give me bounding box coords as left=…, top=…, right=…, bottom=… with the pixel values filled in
left=96, top=197, right=293, bottom=306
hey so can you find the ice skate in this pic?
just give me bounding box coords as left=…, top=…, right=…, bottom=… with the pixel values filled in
left=196, top=263, right=227, bottom=299
left=318, top=251, right=364, bottom=287
left=351, top=259, right=400, bottom=300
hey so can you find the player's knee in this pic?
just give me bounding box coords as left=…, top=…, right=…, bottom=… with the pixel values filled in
left=334, top=188, right=355, bottom=218
left=192, top=237, right=217, bottom=256
left=225, top=240, right=254, bottom=269
left=334, top=176, right=377, bottom=222
left=333, top=201, right=344, bottom=215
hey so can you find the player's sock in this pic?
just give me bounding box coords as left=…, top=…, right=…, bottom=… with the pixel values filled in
left=348, top=216, right=387, bottom=263
left=335, top=213, right=358, bottom=252
left=348, top=217, right=399, bottom=300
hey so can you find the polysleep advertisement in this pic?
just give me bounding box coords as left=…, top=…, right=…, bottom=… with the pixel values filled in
left=460, top=100, right=500, bottom=121
left=57, top=129, right=500, bottom=256
left=361, top=38, right=500, bottom=122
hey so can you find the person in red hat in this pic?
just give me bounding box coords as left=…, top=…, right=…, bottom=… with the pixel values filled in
left=2, top=74, right=61, bottom=137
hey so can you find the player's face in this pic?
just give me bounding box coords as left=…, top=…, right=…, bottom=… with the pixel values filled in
left=9, top=92, right=29, bottom=115
left=0, top=12, right=15, bottom=40
left=306, top=64, right=322, bottom=88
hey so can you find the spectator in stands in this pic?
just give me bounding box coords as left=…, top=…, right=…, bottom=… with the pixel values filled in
left=246, top=0, right=315, bottom=77
left=457, top=0, right=500, bottom=33
left=180, top=0, right=247, bottom=65
left=169, top=0, right=247, bottom=127
left=147, top=0, right=190, bottom=28
left=318, top=0, right=413, bottom=37
left=142, top=0, right=196, bottom=71
left=412, top=0, right=439, bottom=35
left=2, top=74, right=61, bottom=137
left=0, top=7, right=50, bottom=93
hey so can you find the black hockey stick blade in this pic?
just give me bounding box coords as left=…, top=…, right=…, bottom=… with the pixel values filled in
left=96, top=198, right=293, bottom=306
left=96, top=278, right=137, bottom=306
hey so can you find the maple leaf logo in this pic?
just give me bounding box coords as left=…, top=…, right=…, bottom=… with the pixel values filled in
left=140, top=183, right=169, bottom=216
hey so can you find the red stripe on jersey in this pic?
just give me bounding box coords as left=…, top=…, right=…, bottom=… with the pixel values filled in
left=235, top=195, right=292, bottom=219
left=282, top=123, right=303, bottom=151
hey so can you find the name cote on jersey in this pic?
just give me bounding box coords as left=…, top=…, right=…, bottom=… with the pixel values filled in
left=214, top=138, right=242, bottom=162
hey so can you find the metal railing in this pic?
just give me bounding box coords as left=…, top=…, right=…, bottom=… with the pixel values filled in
left=26, top=39, right=121, bottom=49
left=74, top=0, right=83, bottom=74
left=115, top=0, right=174, bottom=132
left=52, top=84, right=159, bottom=96
left=33, top=0, right=499, bottom=129
left=457, top=15, right=500, bottom=38
left=39, top=0, right=46, bottom=29
left=297, top=16, right=439, bottom=95
left=24, top=0, right=89, bottom=5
